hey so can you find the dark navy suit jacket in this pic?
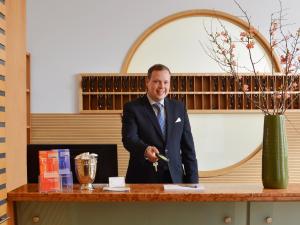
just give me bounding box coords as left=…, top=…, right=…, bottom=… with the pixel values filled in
left=122, top=95, right=198, bottom=183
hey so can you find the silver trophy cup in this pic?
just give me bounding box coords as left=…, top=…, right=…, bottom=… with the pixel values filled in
left=75, top=155, right=97, bottom=190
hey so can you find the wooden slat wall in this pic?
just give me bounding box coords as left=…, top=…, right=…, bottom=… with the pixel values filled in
left=0, top=0, right=6, bottom=223
left=31, top=114, right=127, bottom=177
left=31, top=112, right=300, bottom=183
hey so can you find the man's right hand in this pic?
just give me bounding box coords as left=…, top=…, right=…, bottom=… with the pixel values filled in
left=144, top=146, right=159, bottom=163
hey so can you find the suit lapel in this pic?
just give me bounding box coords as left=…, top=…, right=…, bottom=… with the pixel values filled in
left=164, top=98, right=173, bottom=144
left=141, top=96, right=164, bottom=142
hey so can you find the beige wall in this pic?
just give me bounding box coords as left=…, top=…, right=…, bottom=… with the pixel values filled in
left=6, top=0, right=27, bottom=191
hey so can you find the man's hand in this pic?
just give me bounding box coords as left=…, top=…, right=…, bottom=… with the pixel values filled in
left=144, top=146, right=159, bottom=163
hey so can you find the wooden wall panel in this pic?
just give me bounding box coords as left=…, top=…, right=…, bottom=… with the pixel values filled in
left=31, top=112, right=300, bottom=183
left=0, top=19, right=6, bottom=32
left=0, top=0, right=6, bottom=223
left=6, top=0, right=27, bottom=193
left=0, top=142, right=4, bottom=153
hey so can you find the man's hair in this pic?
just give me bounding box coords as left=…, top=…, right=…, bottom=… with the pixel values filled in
left=147, top=64, right=171, bottom=78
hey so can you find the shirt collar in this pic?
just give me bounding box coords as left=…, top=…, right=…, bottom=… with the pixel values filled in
left=146, top=94, right=164, bottom=106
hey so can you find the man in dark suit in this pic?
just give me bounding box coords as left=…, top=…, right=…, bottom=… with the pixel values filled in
left=122, top=64, right=198, bottom=183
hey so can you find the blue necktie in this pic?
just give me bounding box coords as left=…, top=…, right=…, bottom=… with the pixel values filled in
left=153, top=103, right=166, bottom=138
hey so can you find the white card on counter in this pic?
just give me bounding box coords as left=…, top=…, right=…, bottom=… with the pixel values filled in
left=109, top=177, right=126, bottom=188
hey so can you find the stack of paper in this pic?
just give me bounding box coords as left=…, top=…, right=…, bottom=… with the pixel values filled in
left=39, top=150, right=60, bottom=192
left=102, top=177, right=130, bottom=192
left=39, top=149, right=73, bottom=192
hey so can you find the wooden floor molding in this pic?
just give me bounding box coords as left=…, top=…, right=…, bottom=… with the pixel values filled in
left=31, top=112, right=300, bottom=183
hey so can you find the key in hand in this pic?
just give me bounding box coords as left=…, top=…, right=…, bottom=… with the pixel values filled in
left=156, top=153, right=169, bottom=162
left=153, top=161, right=158, bottom=172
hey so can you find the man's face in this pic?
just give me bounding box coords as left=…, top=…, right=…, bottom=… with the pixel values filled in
left=146, top=69, right=170, bottom=101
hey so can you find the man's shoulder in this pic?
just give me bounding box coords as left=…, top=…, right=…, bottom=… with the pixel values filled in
left=124, top=95, right=146, bottom=109
left=166, top=97, right=185, bottom=109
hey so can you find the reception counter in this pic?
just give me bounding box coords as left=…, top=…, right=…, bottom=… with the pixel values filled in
left=7, top=183, right=300, bottom=225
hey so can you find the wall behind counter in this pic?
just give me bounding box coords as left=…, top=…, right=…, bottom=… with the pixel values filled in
left=27, top=0, right=300, bottom=113
left=31, top=112, right=300, bottom=183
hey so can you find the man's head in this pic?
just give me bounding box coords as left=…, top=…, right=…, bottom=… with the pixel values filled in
left=146, top=64, right=171, bottom=102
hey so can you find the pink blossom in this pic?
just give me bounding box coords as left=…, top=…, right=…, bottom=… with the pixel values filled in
left=221, top=31, right=228, bottom=37
left=240, top=31, right=247, bottom=37
left=271, top=21, right=278, bottom=29
left=204, top=3, right=300, bottom=115
left=281, top=53, right=292, bottom=64
left=246, top=41, right=255, bottom=49
left=270, top=21, right=278, bottom=35
left=271, top=40, right=277, bottom=47
left=285, top=93, right=291, bottom=99
left=292, top=82, right=298, bottom=88
left=281, top=55, right=287, bottom=64
left=243, top=84, right=249, bottom=91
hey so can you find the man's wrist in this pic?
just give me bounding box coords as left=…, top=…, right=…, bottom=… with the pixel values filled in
left=144, top=146, right=151, bottom=160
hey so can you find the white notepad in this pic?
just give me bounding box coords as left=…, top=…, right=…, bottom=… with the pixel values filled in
left=163, top=184, right=204, bottom=191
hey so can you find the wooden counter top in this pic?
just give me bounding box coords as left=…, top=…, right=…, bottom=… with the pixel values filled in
left=7, top=183, right=300, bottom=202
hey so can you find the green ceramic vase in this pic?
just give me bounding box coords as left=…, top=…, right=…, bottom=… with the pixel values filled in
left=262, top=115, right=288, bottom=189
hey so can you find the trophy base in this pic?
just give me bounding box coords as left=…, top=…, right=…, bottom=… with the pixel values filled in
left=80, top=183, right=94, bottom=190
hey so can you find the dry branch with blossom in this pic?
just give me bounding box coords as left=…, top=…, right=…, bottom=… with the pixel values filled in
left=203, top=0, right=300, bottom=115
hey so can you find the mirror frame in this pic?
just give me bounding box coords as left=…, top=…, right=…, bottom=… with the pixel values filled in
left=121, top=9, right=281, bottom=73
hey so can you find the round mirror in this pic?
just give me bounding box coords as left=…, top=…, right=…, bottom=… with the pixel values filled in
left=121, top=10, right=280, bottom=176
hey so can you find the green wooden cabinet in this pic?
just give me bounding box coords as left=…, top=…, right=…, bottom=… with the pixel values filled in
left=16, top=201, right=300, bottom=225
left=17, top=202, right=247, bottom=225
left=249, top=202, right=300, bottom=225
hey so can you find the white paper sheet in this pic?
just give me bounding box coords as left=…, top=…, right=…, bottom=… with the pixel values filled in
left=163, top=184, right=204, bottom=191
left=102, top=186, right=130, bottom=192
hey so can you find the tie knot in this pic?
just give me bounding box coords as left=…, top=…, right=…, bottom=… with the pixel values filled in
left=153, top=103, right=163, bottom=112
